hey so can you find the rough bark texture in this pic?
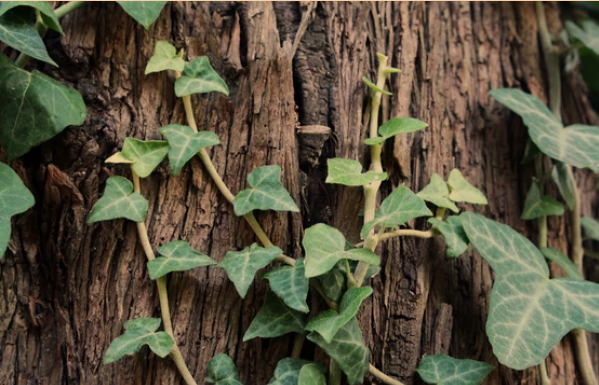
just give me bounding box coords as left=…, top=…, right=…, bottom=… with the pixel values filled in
left=1, top=2, right=598, bottom=385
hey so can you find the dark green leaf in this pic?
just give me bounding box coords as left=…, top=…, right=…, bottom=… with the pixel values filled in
left=0, top=217, right=10, bottom=259
left=160, top=124, right=219, bottom=176
left=269, top=358, right=320, bottom=385
left=0, top=162, right=34, bottom=258
left=551, top=162, right=576, bottom=210
left=362, top=77, right=392, bottom=95
left=321, top=265, right=346, bottom=303
left=174, top=56, right=229, bottom=97
left=105, top=138, right=169, bottom=178
left=417, top=173, right=459, bottom=212
left=147, top=241, right=216, bottom=279
left=0, top=1, right=63, bottom=34
left=145, top=40, right=185, bottom=74
left=540, top=247, right=583, bottom=280
left=416, top=354, right=494, bottom=385
left=87, top=176, right=148, bottom=223
left=447, top=169, right=488, bottom=205
left=205, top=354, right=243, bottom=385
left=365, top=117, right=428, bottom=146
left=263, top=258, right=309, bottom=313
left=520, top=180, right=564, bottom=220
left=243, top=291, right=306, bottom=341
left=428, top=216, right=469, bottom=259
left=582, top=216, right=599, bottom=241
left=116, top=1, right=167, bottom=30
left=298, top=364, right=326, bottom=385
left=0, top=7, right=56, bottom=65
left=325, top=158, right=387, bottom=186
left=104, top=318, right=173, bottom=364
left=521, top=138, right=541, bottom=165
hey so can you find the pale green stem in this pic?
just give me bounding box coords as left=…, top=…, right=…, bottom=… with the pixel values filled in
left=369, top=364, right=405, bottom=385
left=329, top=360, right=342, bottom=385
left=291, top=334, right=304, bottom=358
left=355, top=229, right=436, bottom=248
left=435, top=207, right=446, bottom=220
left=54, top=1, right=86, bottom=19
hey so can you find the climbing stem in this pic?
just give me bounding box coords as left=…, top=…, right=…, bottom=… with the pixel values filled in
left=329, top=360, right=342, bottom=385
left=584, top=249, right=599, bottom=260
left=369, top=364, right=405, bottom=385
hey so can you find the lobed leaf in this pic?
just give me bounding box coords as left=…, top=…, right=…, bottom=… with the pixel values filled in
left=362, top=77, right=392, bottom=95
left=428, top=216, right=469, bottom=259
left=447, top=169, right=488, bottom=205
left=551, top=162, right=576, bottom=210
left=417, top=173, right=459, bottom=212
left=520, top=180, right=564, bottom=220
left=243, top=291, right=306, bottom=341
left=263, top=258, right=309, bottom=313
left=145, top=40, right=185, bottom=75
left=105, top=138, right=169, bottom=178
left=116, top=1, right=167, bottom=30
left=160, top=124, right=219, bottom=176
left=174, top=56, right=229, bottom=97
left=581, top=216, right=599, bottom=242
left=269, top=358, right=322, bottom=385
left=540, top=247, right=583, bottom=280
left=416, top=354, right=494, bottom=385
left=0, top=162, right=34, bottom=258
left=365, top=117, right=428, bottom=146
left=566, top=19, right=599, bottom=56
left=104, top=318, right=173, bottom=364
left=0, top=1, right=63, bottom=34
left=87, top=176, right=148, bottom=223
left=147, top=241, right=216, bottom=279
left=298, top=364, right=326, bottom=385
left=0, top=7, right=56, bottom=65
left=205, top=354, right=243, bottom=385
left=326, top=158, right=387, bottom=186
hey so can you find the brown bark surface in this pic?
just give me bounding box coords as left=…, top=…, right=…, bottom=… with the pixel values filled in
left=1, top=2, right=598, bottom=385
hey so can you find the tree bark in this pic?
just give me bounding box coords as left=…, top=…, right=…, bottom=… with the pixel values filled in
left=1, top=2, right=598, bottom=384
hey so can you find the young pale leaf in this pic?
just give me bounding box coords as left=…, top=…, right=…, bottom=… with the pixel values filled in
left=0, top=7, right=57, bottom=65
left=520, top=180, right=564, bottom=220
left=307, top=317, right=369, bottom=385
left=104, top=318, right=173, bottom=364
left=566, top=20, right=599, bottom=56
left=303, top=223, right=380, bottom=278
left=326, top=158, right=387, bottom=186
left=0, top=162, right=34, bottom=258
left=116, top=1, right=167, bottom=30
left=490, top=88, right=599, bottom=171
left=582, top=216, right=599, bottom=241
left=160, top=124, right=219, bottom=176
left=298, top=364, right=326, bottom=385
left=428, top=217, right=469, bottom=259
left=461, top=212, right=599, bottom=369
left=0, top=54, right=86, bottom=160
left=263, top=258, right=309, bottom=313
left=416, top=354, right=494, bottom=385
left=174, top=56, right=229, bottom=97
left=145, top=41, right=185, bottom=74
left=205, top=354, right=243, bottom=385
left=417, top=174, right=459, bottom=212
left=365, top=117, right=428, bottom=145
left=362, top=77, right=392, bottom=95
left=105, top=138, right=169, bottom=178
left=87, top=176, right=148, bottom=223
left=220, top=243, right=282, bottom=298
left=147, top=241, right=216, bottom=279
left=0, top=1, right=63, bottom=34
left=551, top=162, right=576, bottom=210
left=243, top=291, right=306, bottom=341
left=268, top=358, right=319, bottom=385
left=233, top=165, right=299, bottom=216
left=305, top=287, right=372, bottom=343
left=540, top=248, right=583, bottom=280
left=447, top=169, right=488, bottom=205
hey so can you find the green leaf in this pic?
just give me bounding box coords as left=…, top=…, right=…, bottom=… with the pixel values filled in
left=243, top=291, right=306, bottom=341
left=416, top=354, right=494, bottom=385
left=160, top=124, right=219, bottom=176
left=320, top=261, right=379, bottom=303
left=362, top=77, right=392, bottom=96
left=306, top=287, right=372, bottom=343
left=447, top=169, right=488, bottom=205
left=566, top=19, right=599, bottom=56
left=147, top=241, right=216, bottom=279
left=521, top=138, right=541, bottom=165
left=0, top=1, right=63, bottom=34
left=490, top=88, right=599, bottom=172
left=263, top=258, right=309, bottom=313
left=581, top=216, right=599, bottom=241
left=307, top=317, right=369, bottom=385
left=116, top=1, right=167, bottom=30
left=520, top=180, right=564, bottom=220
left=365, top=117, right=428, bottom=145
left=104, top=318, right=173, bottom=364
left=174, top=56, right=229, bottom=97
left=205, top=354, right=243, bottom=385
left=105, top=138, right=169, bottom=178
left=361, top=185, right=432, bottom=239
left=233, top=165, right=299, bottom=216
left=540, top=247, right=583, bottom=280
left=551, top=162, right=576, bottom=210
left=303, top=223, right=380, bottom=278
left=220, top=243, right=282, bottom=298
left=0, top=7, right=56, bottom=65
left=428, top=217, right=469, bottom=259
left=461, top=212, right=599, bottom=369
left=298, top=364, right=326, bottom=385
left=0, top=162, right=34, bottom=258
left=0, top=54, right=86, bottom=160
left=87, top=176, right=148, bottom=223
left=145, top=41, right=185, bottom=75
left=268, top=358, right=321, bottom=385
left=417, top=174, right=459, bottom=213
left=325, top=158, right=387, bottom=186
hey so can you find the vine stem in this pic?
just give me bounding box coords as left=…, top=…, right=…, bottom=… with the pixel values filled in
left=329, top=360, right=343, bottom=385
left=369, top=364, right=405, bottom=385
left=131, top=171, right=198, bottom=385
left=584, top=249, right=599, bottom=260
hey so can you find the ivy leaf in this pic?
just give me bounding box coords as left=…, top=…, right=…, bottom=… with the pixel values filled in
left=145, top=41, right=185, bottom=75
left=416, top=354, right=494, bottom=385
left=320, top=261, right=379, bottom=303
left=243, top=291, right=306, bottom=341
left=174, top=56, right=229, bottom=97
left=87, top=176, right=148, bottom=223
left=0, top=162, right=34, bottom=258
left=520, top=180, right=564, bottom=220
left=160, top=124, right=219, bottom=176
left=104, top=318, right=173, bottom=364
left=326, top=158, right=387, bottom=186
left=447, top=169, right=488, bottom=205
left=417, top=174, right=459, bottom=213
left=0, top=54, right=86, bottom=160
left=306, top=287, right=372, bottom=343
left=233, top=165, right=299, bottom=216
left=365, top=117, right=428, bottom=145
left=0, top=1, right=63, bottom=34
left=490, top=88, right=599, bottom=172
left=307, top=317, right=369, bottom=385
left=205, top=354, right=243, bottom=385
left=540, top=247, right=583, bottom=280
left=428, top=217, right=469, bottom=259
left=263, top=258, right=309, bottom=313
left=551, top=162, right=576, bottom=210
left=298, top=364, right=326, bottom=385
left=362, top=77, right=392, bottom=95
left=303, top=223, right=380, bottom=278
left=116, top=1, right=167, bottom=30
left=566, top=19, right=599, bottom=56
left=105, top=138, right=169, bottom=178
left=220, top=243, right=282, bottom=298
left=361, top=185, right=432, bottom=239
left=269, top=358, right=321, bottom=385
left=0, top=7, right=56, bottom=66
left=461, top=212, right=599, bottom=369
left=147, top=241, right=216, bottom=279
left=582, top=216, right=599, bottom=241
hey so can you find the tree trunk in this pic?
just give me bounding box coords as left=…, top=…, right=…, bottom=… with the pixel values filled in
left=1, top=2, right=598, bottom=384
